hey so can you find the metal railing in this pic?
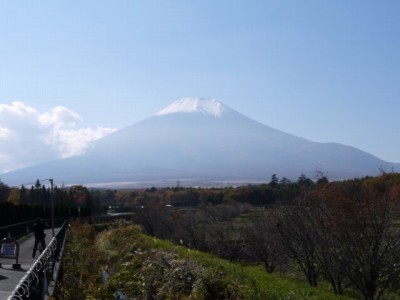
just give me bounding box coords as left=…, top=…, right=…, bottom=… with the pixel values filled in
left=7, top=220, right=70, bottom=300
left=0, top=219, right=67, bottom=240
left=0, top=221, right=38, bottom=240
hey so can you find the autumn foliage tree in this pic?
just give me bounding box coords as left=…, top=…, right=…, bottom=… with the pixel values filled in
left=337, top=178, right=400, bottom=300
left=274, top=174, right=400, bottom=299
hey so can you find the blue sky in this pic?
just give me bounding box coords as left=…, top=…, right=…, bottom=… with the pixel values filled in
left=0, top=1, right=399, bottom=173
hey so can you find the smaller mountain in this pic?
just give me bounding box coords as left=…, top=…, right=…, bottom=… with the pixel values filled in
left=1, top=98, right=398, bottom=187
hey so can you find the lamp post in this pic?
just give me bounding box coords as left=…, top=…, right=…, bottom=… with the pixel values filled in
left=49, top=179, right=54, bottom=237
left=36, top=178, right=55, bottom=237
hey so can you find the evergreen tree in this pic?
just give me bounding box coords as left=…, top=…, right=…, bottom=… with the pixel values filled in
left=269, top=174, right=279, bottom=188
left=0, top=180, right=10, bottom=202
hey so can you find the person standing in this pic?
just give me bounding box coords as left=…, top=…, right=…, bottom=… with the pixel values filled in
left=32, top=218, right=46, bottom=258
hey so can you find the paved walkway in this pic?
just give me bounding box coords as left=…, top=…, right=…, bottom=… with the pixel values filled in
left=0, top=228, right=56, bottom=300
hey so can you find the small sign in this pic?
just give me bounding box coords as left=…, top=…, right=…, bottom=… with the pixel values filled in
left=1, top=243, right=17, bottom=257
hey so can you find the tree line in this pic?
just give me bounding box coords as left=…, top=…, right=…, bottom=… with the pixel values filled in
left=91, top=173, right=322, bottom=210
left=0, top=180, right=102, bottom=226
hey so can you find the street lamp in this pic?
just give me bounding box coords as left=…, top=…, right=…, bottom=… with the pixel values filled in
left=49, top=179, right=54, bottom=237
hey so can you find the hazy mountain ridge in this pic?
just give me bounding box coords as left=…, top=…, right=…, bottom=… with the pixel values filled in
left=1, top=98, right=398, bottom=187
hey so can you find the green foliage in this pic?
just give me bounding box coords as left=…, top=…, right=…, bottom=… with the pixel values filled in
left=193, top=265, right=241, bottom=300
left=56, top=222, right=111, bottom=299
left=56, top=221, right=351, bottom=299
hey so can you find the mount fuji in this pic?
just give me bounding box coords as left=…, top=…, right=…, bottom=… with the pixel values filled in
left=1, top=98, right=398, bottom=187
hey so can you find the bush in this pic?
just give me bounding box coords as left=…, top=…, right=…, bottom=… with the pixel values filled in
left=56, top=221, right=245, bottom=299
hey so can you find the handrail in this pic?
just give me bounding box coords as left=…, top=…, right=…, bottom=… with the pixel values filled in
left=0, top=218, right=67, bottom=240
left=7, top=220, right=70, bottom=300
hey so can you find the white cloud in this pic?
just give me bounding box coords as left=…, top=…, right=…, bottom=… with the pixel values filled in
left=0, top=102, right=117, bottom=173
left=0, top=127, right=11, bottom=139
left=39, top=106, right=82, bottom=126
left=45, top=127, right=116, bottom=158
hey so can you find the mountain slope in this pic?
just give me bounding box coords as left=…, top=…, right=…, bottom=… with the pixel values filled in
left=1, top=98, right=398, bottom=186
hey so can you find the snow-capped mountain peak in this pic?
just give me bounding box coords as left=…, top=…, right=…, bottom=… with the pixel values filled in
left=156, top=97, right=227, bottom=118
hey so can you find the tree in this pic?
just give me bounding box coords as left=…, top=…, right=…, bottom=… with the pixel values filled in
left=7, top=188, right=20, bottom=205
left=303, top=185, right=351, bottom=294
left=314, top=169, right=329, bottom=185
left=0, top=180, right=10, bottom=202
left=276, top=202, right=320, bottom=286
left=69, top=185, right=99, bottom=216
left=27, top=179, right=51, bottom=205
left=337, top=183, right=400, bottom=300
left=134, top=204, right=174, bottom=239
left=297, top=174, right=313, bottom=187
left=269, top=174, right=279, bottom=188
left=19, top=185, right=28, bottom=205
left=244, top=209, right=287, bottom=273
left=300, top=176, right=400, bottom=299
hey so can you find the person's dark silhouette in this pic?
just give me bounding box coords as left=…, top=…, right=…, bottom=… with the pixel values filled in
left=32, top=218, right=46, bottom=258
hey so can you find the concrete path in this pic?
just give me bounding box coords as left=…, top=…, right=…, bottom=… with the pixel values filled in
left=0, top=228, right=56, bottom=300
